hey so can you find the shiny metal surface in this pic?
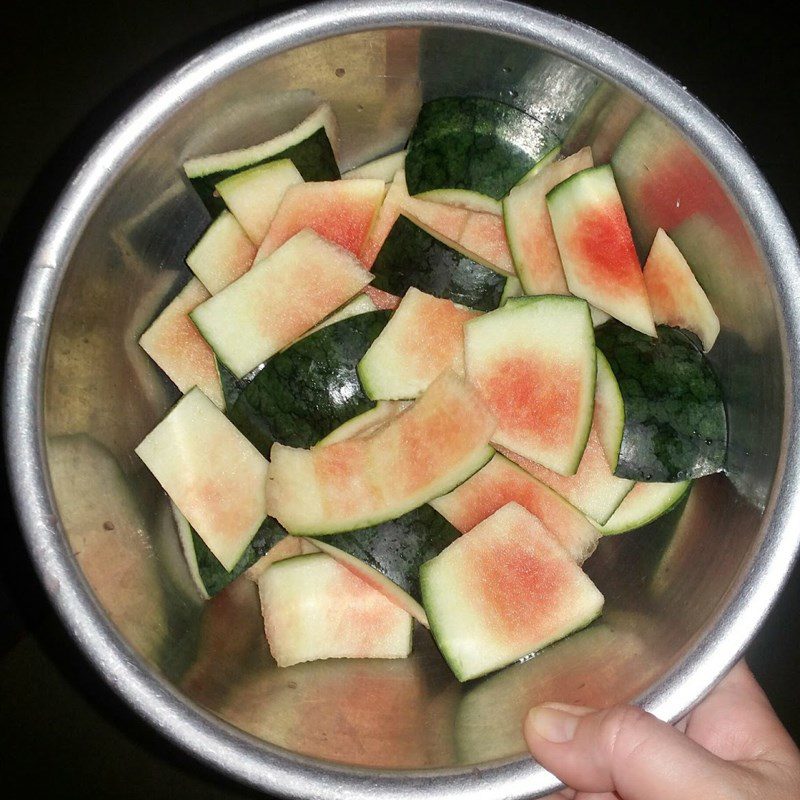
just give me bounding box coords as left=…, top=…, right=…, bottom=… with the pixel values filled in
left=5, top=2, right=800, bottom=798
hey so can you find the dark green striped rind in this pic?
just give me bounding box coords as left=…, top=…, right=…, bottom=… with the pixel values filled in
left=595, top=321, right=727, bottom=482
left=229, top=311, right=391, bottom=457
left=404, top=97, right=559, bottom=201
left=190, top=128, right=340, bottom=215
left=192, top=516, right=287, bottom=596
left=371, top=214, right=506, bottom=311
left=308, top=504, right=460, bottom=601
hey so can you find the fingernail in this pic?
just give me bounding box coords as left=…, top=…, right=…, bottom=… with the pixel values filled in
left=527, top=705, right=583, bottom=743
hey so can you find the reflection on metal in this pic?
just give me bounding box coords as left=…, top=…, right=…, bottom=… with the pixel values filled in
left=6, top=2, right=800, bottom=799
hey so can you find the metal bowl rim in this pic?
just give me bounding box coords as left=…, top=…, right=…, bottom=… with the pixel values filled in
left=5, top=1, right=800, bottom=798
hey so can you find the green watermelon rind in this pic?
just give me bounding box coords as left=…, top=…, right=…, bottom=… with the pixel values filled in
left=598, top=480, right=692, bottom=536
left=595, top=321, right=727, bottom=482
left=228, top=311, right=392, bottom=457
left=404, top=97, right=559, bottom=202
left=371, top=213, right=507, bottom=312
left=184, top=104, right=340, bottom=215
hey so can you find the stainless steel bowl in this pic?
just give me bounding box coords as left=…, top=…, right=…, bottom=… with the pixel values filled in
left=5, top=2, right=800, bottom=798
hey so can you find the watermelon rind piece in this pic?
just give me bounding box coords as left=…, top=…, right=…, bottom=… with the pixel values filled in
left=307, top=503, right=461, bottom=627
left=500, top=276, right=523, bottom=304
left=414, top=188, right=502, bottom=215
left=595, top=321, right=727, bottom=482
left=464, top=295, right=596, bottom=476
left=430, top=453, right=600, bottom=563
left=359, top=170, right=469, bottom=268
left=299, top=293, right=378, bottom=341
left=404, top=97, right=559, bottom=203
left=173, top=502, right=290, bottom=597
left=135, top=388, right=269, bottom=571
left=265, top=371, right=496, bottom=535
left=643, top=228, right=720, bottom=352
left=420, top=502, right=604, bottom=682
left=215, top=158, right=304, bottom=245
left=138, top=278, right=224, bottom=410
left=517, top=143, right=562, bottom=182
left=315, top=401, right=410, bottom=447
left=595, top=349, right=624, bottom=472
left=343, top=150, right=406, bottom=181
left=191, top=229, right=373, bottom=378
left=496, top=427, right=634, bottom=526
left=309, top=538, right=429, bottom=627
left=229, top=310, right=391, bottom=456
left=358, top=287, right=479, bottom=400
left=306, top=504, right=460, bottom=605
left=598, top=480, right=691, bottom=536
left=184, top=103, right=340, bottom=214
left=503, top=147, right=593, bottom=296
left=255, top=178, right=385, bottom=261
left=458, top=212, right=515, bottom=276
left=370, top=213, right=507, bottom=312
left=590, top=306, right=611, bottom=327
left=185, top=211, right=256, bottom=295
left=547, top=164, right=656, bottom=337
left=258, top=553, right=413, bottom=667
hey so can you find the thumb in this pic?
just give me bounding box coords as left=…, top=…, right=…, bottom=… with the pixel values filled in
left=524, top=702, right=748, bottom=800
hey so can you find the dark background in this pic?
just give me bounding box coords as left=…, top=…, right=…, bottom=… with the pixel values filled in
left=1, top=1, right=798, bottom=797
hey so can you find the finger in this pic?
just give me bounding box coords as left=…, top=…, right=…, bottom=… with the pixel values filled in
left=687, top=660, right=800, bottom=767
left=524, top=702, right=750, bottom=800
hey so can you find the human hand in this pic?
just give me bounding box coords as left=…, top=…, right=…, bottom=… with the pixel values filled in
left=525, top=660, right=800, bottom=799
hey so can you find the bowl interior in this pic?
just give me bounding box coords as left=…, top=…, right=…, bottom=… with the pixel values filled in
left=42, top=22, right=781, bottom=772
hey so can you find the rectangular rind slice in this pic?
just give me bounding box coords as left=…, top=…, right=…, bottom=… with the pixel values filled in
left=358, top=288, right=479, bottom=400
left=359, top=170, right=469, bottom=268
left=598, top=480, right=691, bottom=535
left=594, top=349, right=625, bottom=472
left=135, top=388, right=269, bottom=570
left=343, top=150, right=407, bottom=181
left=215, top=158, right=304, bottom=245
left=139, top=278, right=224, bottom=409
left=370, top=213, right=507, bottom=312
left=642, top=228, right=720, bottom=352
left=191, top=229, right=373, bottom=378
left=420, top=503, right=604, bottom=682
left=258, top=553, right=412, bottom=667
left=457, top=212, right=515, bottom=276
left=315, top=401, right=411, bottom=446
left=183, top=103, right=340, bottom=212
left=265, top=371, right=496, bottom=535
left=464, top=296, right=596, bottom=475
left=255, top=179, right=385, bottom=261
left=547, top=164, right=656, bottom=336
left=503, top=147, right=593, bottom=295
left=185, top=211, right=257, bottom=295
left=496, top=425, right=634, bottom=526
left=430, top=453, right=599, bottom=563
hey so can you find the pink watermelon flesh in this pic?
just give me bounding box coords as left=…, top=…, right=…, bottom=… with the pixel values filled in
left=503, top=147, right=593, bottom=295
left=266, top=371, right=496, bottom=535
left=547, top=165, right=656, bottom=337
left=420, top=502, right=604, bottom=682
left=309, top=538, right=429, bottom=627
left=363, top=285, right=402, bottom=310
left=430, top=453, right=599, bottom=563
left=358, top=287, right=480, bottom=400
left=138, top=278, right=224, bottom=409
left=256, top=179, right=385, bottom=261
left=464, top=297, right=596, bottom=476
left=359, top=170, right=470, bottom=268
left=258, top=553, right=412, bottom=667
left=496, top=422, right=634, bottom=526
left=643, top=228, right=720, bottom=352
left=458, top=212, right=515, bottom=275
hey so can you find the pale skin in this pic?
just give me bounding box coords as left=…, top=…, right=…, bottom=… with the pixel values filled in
left=525, top=661, right=800, bottom=800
